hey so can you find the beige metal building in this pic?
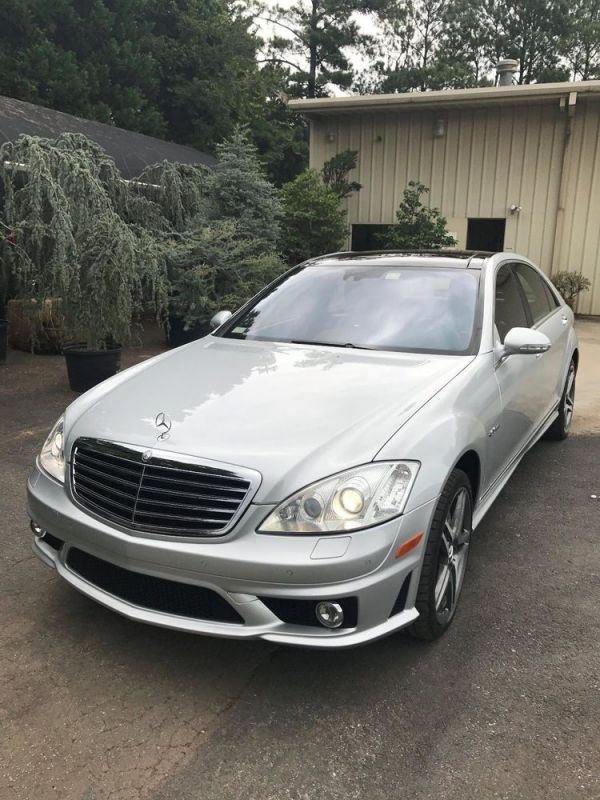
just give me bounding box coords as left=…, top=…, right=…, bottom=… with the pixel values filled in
left=289, top=80, right=600, bottom=316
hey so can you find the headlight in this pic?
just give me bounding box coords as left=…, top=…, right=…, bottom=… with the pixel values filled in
left=39, top=416, right=65, bottom=482
left=259, top=462, right=419, bottom=534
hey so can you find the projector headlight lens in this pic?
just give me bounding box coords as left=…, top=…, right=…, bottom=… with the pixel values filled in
left=259, top=462, right=419, bottom=534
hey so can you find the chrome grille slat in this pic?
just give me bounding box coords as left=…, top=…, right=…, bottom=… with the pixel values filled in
left=134, top=510, right=228, bottom=525
left=143, top=462, right=248, bottom=486
left=141, top=472, right=248, bottom=494
left=75, top=473, right=139, bottom=503
left=73, top=462, right=140, bottom=493
left=137, top=485, right=243, bottom=503
left=136, top=497, right=239, bottom=513
left=71, top=439, right=254, bottom=537
left=76, top=446, right=146, bottom=468
left=75, top=484, right=138, bottom=515
left=75, top=451, right=144, bottom=480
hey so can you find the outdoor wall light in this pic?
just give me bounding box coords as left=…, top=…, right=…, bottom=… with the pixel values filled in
left=510, top=204, right=522, bottom=215
left=433, top=118, right=447, bottom=138
left=326, top=131, right=336, bottom=143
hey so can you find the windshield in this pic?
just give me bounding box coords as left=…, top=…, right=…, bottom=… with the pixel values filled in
left=222, top=265, right=480, bottom=354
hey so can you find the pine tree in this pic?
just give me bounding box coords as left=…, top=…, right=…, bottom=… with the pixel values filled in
left=209, top=127, right=282, bottom=249
left=562, top=0, right=600, bottom=80
left=322, top=151, right=362, bottom=199
left=257, top=0, right=389, bottom=97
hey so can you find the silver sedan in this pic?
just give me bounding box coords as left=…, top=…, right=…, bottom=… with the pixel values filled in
left=27, top=251, right=578, bottom=647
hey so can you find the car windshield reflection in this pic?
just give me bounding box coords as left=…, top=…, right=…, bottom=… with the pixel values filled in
left=222, top=265, right=480, bottom=355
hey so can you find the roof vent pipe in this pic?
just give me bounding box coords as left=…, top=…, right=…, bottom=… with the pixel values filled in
left=496, top=59, right=519, bottom=86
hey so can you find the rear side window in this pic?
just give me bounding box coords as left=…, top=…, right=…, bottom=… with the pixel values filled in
left=494, top=264, right=529, bottom=343
left=513, top=263, right=553, bottom=323
left=543, top=280, right=560, bottom=310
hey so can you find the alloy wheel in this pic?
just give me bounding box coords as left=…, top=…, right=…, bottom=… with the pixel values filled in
left=564, top=365, right=576, bottom=430
left=435, top=487, right=472, bottom=623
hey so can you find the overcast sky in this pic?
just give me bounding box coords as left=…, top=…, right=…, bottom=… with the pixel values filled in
left=254, top=1, right=379, bottom=94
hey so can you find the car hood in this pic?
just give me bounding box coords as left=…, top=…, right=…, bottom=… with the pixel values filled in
left=68, top=337, right=473, bottom=503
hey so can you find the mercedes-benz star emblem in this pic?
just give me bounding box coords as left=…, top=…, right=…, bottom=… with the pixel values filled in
left=142, top=450, right=153, bottom=462
left=154, top=411, right=172, bottom=440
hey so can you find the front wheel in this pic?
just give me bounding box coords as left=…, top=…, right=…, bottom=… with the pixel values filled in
left=410, top=469, right=473, bottom=641
left=545, top=360, right=576, bottom=441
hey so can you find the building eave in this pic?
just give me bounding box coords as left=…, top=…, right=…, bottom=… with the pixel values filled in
left=288, top=80, right=600, bottom=116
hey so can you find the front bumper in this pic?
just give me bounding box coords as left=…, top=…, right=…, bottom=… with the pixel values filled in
left=27, top=465, right=437, bottom=648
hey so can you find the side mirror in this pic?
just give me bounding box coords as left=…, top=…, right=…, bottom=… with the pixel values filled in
left=210, top=310, right=232, bottom=331
left=502, top=327, right=552, bottom=357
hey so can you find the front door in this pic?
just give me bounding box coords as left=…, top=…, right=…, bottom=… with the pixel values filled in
left=487, top=263, right=542, bottom=487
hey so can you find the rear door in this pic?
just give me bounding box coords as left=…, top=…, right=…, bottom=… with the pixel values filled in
left=512, top=262, right=569, bottom=414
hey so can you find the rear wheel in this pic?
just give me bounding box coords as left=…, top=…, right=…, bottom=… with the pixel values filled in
left=410, top=469, right=473, bottom=641
left=545, top=360, right=576, bottom=441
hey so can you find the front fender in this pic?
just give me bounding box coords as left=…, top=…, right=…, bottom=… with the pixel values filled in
left=375, top=354, right=501, bottom=512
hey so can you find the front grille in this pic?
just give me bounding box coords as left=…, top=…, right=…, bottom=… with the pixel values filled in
left=67, top=547, right=243, bottom=623
left=71, top=438, right=255, bottom=536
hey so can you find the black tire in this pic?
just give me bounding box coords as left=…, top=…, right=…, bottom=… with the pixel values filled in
left=545, top=360, right=576, bottom=441
left=410, top=469, right=473, bottom=641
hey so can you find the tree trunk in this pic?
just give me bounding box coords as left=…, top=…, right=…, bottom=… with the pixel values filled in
left=308, top=0, right=318, bottom=98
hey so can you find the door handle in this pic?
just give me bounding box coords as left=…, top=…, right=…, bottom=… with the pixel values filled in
left=561, top=314, right=569, bottom=325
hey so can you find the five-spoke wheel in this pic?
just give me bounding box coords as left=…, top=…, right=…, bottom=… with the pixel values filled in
left=435, top=487, right=471, bottom=624
left=411, top=469, right=473, bottom=640
left=546, top=359, right=577, bottom=441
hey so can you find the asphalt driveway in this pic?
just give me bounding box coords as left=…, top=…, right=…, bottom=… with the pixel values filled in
left=1, top=322, right=599, bottom=800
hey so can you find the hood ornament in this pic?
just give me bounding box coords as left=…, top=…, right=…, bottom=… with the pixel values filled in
left=154, top=411, right=172, bottom=441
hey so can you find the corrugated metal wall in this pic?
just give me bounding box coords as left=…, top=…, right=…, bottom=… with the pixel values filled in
left=555, top=98, right=600, bottom=315
left=309, top=97, right=600, bottom=315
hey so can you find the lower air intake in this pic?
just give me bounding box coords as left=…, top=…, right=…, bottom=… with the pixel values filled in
left=66, top=548, right=243, bottom=624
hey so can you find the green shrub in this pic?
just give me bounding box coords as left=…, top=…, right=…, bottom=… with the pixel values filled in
left=551, top=271, right=591, bottom=308
left=280, top=169, right=347, bottom=263
left=378, top=181, right=455, bottom=250
left=167, top=220, right=286, bottom=329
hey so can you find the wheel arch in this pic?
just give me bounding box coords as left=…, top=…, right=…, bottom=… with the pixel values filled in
left=453, top=449, right=481, bottom=504
left=572, top=347, right=579, bottom=371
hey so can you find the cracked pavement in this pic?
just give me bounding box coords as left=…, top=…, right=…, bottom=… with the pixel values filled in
left=1, top=322, right=599, bottom=799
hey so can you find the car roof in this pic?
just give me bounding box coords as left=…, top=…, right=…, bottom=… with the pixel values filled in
left=306, top=250, right=492, bottom=269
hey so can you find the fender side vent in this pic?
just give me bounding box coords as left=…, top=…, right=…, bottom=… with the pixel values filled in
left=390, top=573, right=412, bottom=617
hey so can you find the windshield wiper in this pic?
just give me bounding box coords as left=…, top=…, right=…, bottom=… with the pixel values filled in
left=290, top=339, right=375, bottom=350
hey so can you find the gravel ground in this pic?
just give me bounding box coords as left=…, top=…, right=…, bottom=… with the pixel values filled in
left=1, top=322, right=599, bottom=800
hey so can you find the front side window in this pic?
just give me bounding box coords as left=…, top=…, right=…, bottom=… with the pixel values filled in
left=494, top=264, right=529, bottom=343
left=513, top=263, right=554, bottom=323
left=221, top=265, right=480, bottom=355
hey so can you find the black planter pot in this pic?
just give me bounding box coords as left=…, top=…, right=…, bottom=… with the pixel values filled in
left=166, top=315, right=210, bottom=348
left=64, top=344, right=121, bottom=392
left=0, top=319, right=7, bottom=365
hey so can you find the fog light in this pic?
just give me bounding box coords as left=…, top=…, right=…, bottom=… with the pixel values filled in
left=315, top=601, right=344, bottom=628
left=30, top=520, right=45, bottom=538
